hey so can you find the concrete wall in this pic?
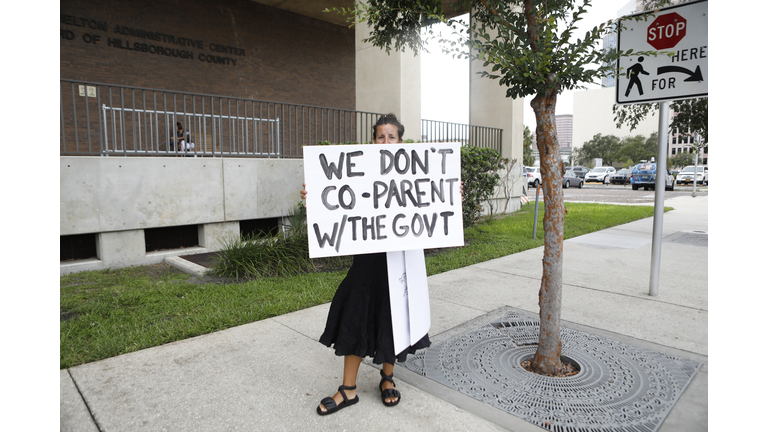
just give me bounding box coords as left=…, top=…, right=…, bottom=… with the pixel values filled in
left=61, top=156, right=304, bottom=274
left=355, top=21, right=422, bottom=141
left=468, top=15, right=526, bottom=208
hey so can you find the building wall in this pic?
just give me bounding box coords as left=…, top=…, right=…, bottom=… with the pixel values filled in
left=60, top=156, right=303, bottom=236
left=60, top=156, right=304, bottom=273
left=60, top=0, right=355, bottom=108
left=573, top=87, right=662, bottom=151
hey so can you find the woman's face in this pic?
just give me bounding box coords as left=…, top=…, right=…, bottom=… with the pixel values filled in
left=374, top=124, right=401, bottom=144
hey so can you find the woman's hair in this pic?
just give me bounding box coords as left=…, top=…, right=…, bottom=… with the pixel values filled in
left=176, top=122, right=183, bottom=130
left=372, top=113, right=404, bottom=140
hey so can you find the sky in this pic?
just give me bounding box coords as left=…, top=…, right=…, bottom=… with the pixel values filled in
left=420, top=0, right=634, bottom=131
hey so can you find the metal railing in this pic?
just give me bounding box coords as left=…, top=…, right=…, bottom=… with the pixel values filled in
left=61, top=80, right=503, bottom=157
left=421, top=119, right=503, bottom=153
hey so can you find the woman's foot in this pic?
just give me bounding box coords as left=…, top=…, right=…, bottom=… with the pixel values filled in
left=317, top=385, right=358, bottom=415
left=379, top=370, right=401, bottom=407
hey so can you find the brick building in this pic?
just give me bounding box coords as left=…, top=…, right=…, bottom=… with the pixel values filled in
left=60, top=0, right=356, bottom=108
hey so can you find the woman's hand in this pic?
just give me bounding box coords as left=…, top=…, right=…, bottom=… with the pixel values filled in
left=300, top=182, right=308, bottom=200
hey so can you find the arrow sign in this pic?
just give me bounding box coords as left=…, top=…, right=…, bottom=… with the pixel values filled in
left=657, top=65, right=703, bottom=82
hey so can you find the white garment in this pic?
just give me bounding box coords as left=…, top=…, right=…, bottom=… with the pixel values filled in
left=179, top=140, right=195, bottom=152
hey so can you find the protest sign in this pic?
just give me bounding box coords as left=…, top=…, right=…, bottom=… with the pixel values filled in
left=302, top=142, right=464, bottom=258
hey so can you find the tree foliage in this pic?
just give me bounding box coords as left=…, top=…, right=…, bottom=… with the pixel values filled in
left=573, top=132, right=660, bottom=167
left=668, top=151, right=695, bottom=169
left=613, top=97, right=708, bottom=143
left=572, top=133, right=621, bottom=166
left=523, top=126, right=535, bottom=166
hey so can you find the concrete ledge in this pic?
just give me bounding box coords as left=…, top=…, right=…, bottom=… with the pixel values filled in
left=165, top=256, right=209, bottom=277
left=60, top=259, right=104, bottom=276
left=60, top=247, right=210, bottom=275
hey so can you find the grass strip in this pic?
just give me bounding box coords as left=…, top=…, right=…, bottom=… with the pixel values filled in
left=60, top=203, right=665, bottom=369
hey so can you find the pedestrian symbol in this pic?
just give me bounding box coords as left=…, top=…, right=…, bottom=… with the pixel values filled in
left=625, top=57, right=650, bottom=97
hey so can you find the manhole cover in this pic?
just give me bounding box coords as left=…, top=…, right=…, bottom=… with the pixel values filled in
left=403, top=311, right=701, bottom=432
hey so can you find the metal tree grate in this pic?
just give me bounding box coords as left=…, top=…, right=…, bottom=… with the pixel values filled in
left=403, top=311, right=701, bottom=432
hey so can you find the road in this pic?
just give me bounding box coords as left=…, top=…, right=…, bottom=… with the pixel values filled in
left=525, top=182, right=708, bottom=204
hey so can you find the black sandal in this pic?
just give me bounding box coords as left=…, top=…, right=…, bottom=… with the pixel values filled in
left=316, top=385, right=359, bottom=416
left=379, top=370, right=401, bottom=407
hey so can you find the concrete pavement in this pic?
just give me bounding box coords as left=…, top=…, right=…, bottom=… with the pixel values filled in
left=61, top=195, right=708, bottom=432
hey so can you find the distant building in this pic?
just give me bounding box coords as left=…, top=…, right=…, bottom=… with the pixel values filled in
left=556, top=115, right=573, bottom=149
left=531, top=114, right=573, bottom=165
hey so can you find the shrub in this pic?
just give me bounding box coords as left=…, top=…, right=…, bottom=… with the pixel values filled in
left=209, top=205, right=315, bottom=279
left=461, top=145, right=507, bottom=227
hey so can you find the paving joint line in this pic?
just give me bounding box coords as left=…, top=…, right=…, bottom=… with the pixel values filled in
left=67, top=368, right=103, bottom=432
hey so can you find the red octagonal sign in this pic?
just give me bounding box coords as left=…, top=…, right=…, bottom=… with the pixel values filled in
left=647, top=12, right=687, bottom=50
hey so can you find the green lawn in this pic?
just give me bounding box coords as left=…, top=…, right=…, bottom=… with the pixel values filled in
left=60, top=202, right=665, bottom=369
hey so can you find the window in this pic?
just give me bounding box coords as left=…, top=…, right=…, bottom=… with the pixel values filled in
left=144, top=225, right=199, bottom=252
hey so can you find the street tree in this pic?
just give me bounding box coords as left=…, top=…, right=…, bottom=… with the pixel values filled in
left=614, top=133, right=658, bottom=165
left=572, top=133, right=622, bottom=167
left=330, top=0, right=624, bottom=375
left=668, top=151, right=695, bottom=170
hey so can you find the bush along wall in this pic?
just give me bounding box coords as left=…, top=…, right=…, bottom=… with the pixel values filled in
left=461, top=145, right=507, bottom=227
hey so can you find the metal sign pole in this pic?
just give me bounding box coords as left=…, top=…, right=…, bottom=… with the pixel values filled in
left=649, top=101, right=670, bottom=297
left=692, top=133, right=701, bottom=197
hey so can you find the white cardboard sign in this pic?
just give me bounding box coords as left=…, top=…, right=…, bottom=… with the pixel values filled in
left=386, top=249, right=430, bottom=355
left=303, top=142, right=464, bottom=258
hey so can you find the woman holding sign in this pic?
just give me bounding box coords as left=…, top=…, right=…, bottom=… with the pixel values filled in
left=302, top=114, right=431, bottom=416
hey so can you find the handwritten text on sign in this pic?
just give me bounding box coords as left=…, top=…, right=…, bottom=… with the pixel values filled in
left=303, top=142, right=464, bottom=258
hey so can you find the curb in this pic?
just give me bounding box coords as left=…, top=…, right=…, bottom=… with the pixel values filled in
left=165, top=256, right=208, bottom=276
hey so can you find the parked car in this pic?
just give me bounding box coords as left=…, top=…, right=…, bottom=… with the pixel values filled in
left=675, top=165, right=708, bottom=186
left=562, top=170, right=583, bottom=189
left=609, top=168, right=632, bottom=185
left=568, top=166, right=590, bottom=179
left=524, top=166, right=542, bottom=187
left=584, top=166, right=616, bottom=183
left=630, top=163, right=675, bottom=191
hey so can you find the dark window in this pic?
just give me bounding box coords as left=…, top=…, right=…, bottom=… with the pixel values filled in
left=61, top=233, right=97, bottom=261
left=144, top=225, right=199, bottom=252
left=240, top=217, right=280, bottom=238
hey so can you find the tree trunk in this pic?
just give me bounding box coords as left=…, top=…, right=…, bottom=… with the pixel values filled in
left=530, top=91, right=566, bottom=376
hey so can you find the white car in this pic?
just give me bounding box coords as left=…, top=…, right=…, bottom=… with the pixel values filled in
left=675, top=165, right=708, bottom=186
left=584, top=166, right=616, bottom=183
left=524, top=166, right=542, bottom=187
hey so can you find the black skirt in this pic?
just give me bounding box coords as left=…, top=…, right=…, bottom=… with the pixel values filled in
left=319, top=252, right=431, bottom=365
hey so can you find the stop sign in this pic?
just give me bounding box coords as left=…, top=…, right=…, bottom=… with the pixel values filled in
left=647, top=12, right=687, bottom=50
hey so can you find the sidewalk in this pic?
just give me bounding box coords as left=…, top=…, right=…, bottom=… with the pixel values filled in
left=61, top=195, right=708, bottom=432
